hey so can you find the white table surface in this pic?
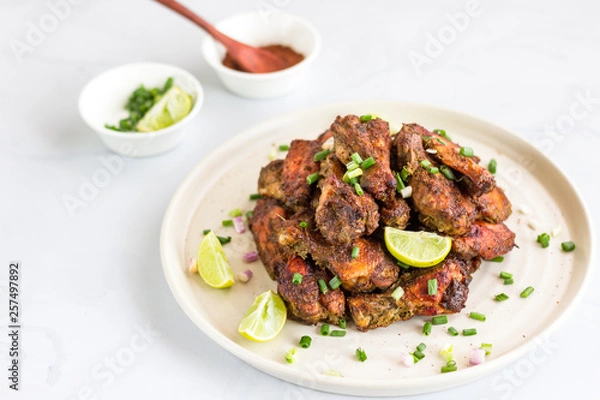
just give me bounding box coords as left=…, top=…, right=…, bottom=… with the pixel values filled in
left=1, top=0, right=599, bottom=399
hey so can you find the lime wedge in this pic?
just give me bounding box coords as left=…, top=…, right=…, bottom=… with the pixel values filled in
left=196, top=231, right=234, bottom=288
left=136, top=86, right=192, bottom=132
left=238, top=290, right=287, bottom=342
left=384, top=227, right=452, bottom=268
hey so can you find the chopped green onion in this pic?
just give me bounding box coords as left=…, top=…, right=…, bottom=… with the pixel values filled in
left=391, top=286, right=404, bottom=301
left=299, top=335, right=312, bottom=348
left=306, top=172, right=321, bottom=185
left=488, top=159, right=497, bottom=174
left=279, top=144, right=290, bottom=151
left=299, top=221, right=308, bottom=228
left=330, top=330, right=346, bottom=337
left=329, top=276, right=342, bottom=290
left=202, top=229, right=211, bottom=235
left=495, top=293, right=509, bottom=302
left=222, top=219, right=234, bottom=227
left=249, top=193, right=262, bottom=200
left=441, top=360, right=457, bottom=373
left=428, top=167, right=439, bottom=174
left=361, top=157, right=375, bottom=169
left=462, top=328, right=477, bottom=336
left=440, top=344, right=454, bottom=362
left=420, top=160, right=432, bottom=168
left=561, top=241, right=576, bottom=252
left=416, top=342, right=427, bottom=352
left=346, top=168, right=363, bottom=180
left=504, top=278, right=514, bottom=285
left=351, top=246, right=360, bottom=259
left=460, top=147, right=474, bottom=157
left=436, top=137, right=447, bottom=145
left=320, top=323, right=330, bottom=336
left=292, top=273, right=303, bottom=285
left=246, top=211, right=254, bottom=219
left=447, top=327, right=459, bottom=336
left=351, top=152, right=363, bottom=164
left=285, top=347, right=297, bottom=363
left=346, top=160, right=360, bottom=171
left=359, top=114, right=373, bottom=122
left=413, top=350, right=425, bottom=360
left=490, top=256, right=504, bottom=262
left=428, top=279, right=438, bottom=295
left=324, top=369, right=343, bottom=377
left=318, top=279, right=328, bottom=294
left=400, top=167, right=409, bottom=181
left=314, top=149, right=330, bottom=162
left=354, top=183, right=364, bottom=196
left=520, top=286, right=534, bottom=298
left=396, top=260, right=411, bottom=269
left=339, top=319, right=347, bottom=329
left=423, top=322, right=432, bottom=336
left=480, top=343, right=493, bottom=355
left=432, top=315, right=448, bottom=325
left=349, top=177, right=358, bottom=185
left=433, top=129, right=446, bottom=135
left=499, top=271, right=513, bottom=279
left=229, top=208, right=243, bottom=217
left=537, top=232, right=550, bottom=248
left=440, top=165, right=455, bottom=180
left=355, top=347, right=367, bottom=362
left=469, top=312, right=486, bottom=322
left=217, top=236, right=231, bottom=245
left=394, top=172, right=406, bottom=191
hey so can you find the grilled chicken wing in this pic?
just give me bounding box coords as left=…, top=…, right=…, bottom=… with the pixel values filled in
left=277, top=256, right=345, bottom=325
left=380, top=195, right=411, bottom=229
left=315, top=174, right=379, bottom=245
left=477, top=187, right=512, bottom=223
left=257, top=159, right=285, bottom=202
left=330, top=115, right=397, bottom=202
left=452, top=221, right=516, bottom=260
left=282, top=139, right=322, bottom=210
left=248, top=198, right=292, bottom=279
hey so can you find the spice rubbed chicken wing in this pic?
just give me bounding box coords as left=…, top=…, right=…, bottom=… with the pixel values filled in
left=249, top=115, right=516, bottom=331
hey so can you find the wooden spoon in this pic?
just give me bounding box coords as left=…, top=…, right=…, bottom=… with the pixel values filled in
left=155, top=0, right=291, bottom=73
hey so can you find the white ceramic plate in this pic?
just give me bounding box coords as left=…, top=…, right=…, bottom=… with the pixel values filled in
left=160, top=102, right=594, bottom=396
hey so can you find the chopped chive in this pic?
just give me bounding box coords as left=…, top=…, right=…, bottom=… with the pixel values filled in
left=346, top=168, right=363, bottom=180
left=249, top=193, right=262, bottom=200
left=355, top=347, right=367, bottom=362
left=428, top=167, right=439, bottom=174
left=423, top=322, right=432, bottom=336
left=359, top=114, right=373, bottom=122
left=561, top=241, right=576, bottom=252
left=499, top=271, right=513, bottom=279
left=394, top=172, right=406, bottom=191
left=361, top=157, right=375, bottom=169
left=292, top=273, right=303, bottom=285
left=459, top=147, right=474, bottom=157
left=246, top=211, right=254, bottom=219
left=520, top=286, right=535, bottom=298
left=318, top=279, right=328, bottom=294
left=222, top=219, right=234, bottom=227
left=469, top=312, right=486, bottom=322
left=299, top=335, right=312, bottom=348
left=351, top=246, right=360, bottom=259
left=441, top=361, right=457, bottom=373
left=391, top=286, right=404, bottom=301
left=329, top=276, right=342, bottom=290
left=299, top=221, right=308, bottom=228
left=314, top=149, right=330, bottom=162
left=462, top=328, right=477, bottom=336
left=490, top=256, right=504, bottom=262
left=202, top=229, right=211, bottom=235
left=413, top=350, right=425, bottom=360
left=432, top=315, right=448, bottom=325
left=440, top=165, right=455, bottom=180
left=346, top=160, right=360, bottom=171
left=416, top=342, right=427, bottom=352
left=504, top=278, right=514, bottom=285
left=480, top=343, right=493, bottom=355
left=428, top=279, right=438, bottom=295
left=351, top=152, right=363, bottom=164
left=285, top=347, right=297, bottom=363
left=488, top=159, right=497, bottom=174
left=217, top=236, right=231, bottom=245
left=339, top=318, right=347, bottom=329
left=537, top=232, right=550, bottom=248
left=400, top=166, right=409, bottom=181
left=330, top=330, right=346, bottom=337
left=447, top=327, right=459, bottom=336
left=354, top=183, right=364, bottom=196
left=306, top=172, right=321, bottom=185
left=320, top=323, right=330, bottom=336
left=495, top=293, right=509, bottom=302
left=279, top=144, right=290, bottom=151
left=420, top=160, right=432, bottom=168
left=229, top=208, right=243, bottom=217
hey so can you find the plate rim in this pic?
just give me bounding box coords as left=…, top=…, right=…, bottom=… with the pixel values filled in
left=160, top=100, right=596, bottom=396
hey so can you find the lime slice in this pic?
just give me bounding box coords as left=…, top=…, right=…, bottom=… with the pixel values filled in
left=136, top=86, right=192, bottom=132
left=196, top=231, right=234, bottom=288
left=384, top=227, right=452, bottom=268
left=238, top=290, right=287, bottom=342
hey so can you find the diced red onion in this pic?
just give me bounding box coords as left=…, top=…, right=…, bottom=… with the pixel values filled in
left=243, top=251, right=259, bottom=263
left=189, top=257, right=197, bottom=273
left=233, top=216, right=246, bottom=234
left=470, top=348, right=486, bottom=365
left=236, top=269, right=253, bottom=283
left=400, top=351, right=414, bottom=367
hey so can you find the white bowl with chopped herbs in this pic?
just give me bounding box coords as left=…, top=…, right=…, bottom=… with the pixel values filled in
left=79, top=62, right=203, bottom=157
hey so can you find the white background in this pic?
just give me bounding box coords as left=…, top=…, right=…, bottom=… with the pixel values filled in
left=1, top=0, right=599, bottom=399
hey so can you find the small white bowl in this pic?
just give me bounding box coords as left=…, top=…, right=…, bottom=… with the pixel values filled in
left=79, top=62, right=204, bottom=157
left=202, top=12, right=321, bottom=99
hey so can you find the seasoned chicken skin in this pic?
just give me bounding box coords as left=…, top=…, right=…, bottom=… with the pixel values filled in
left=477, top=187, right=512, bottom=223
left=282, top=139, right=322, bottom=210
left=257, top=159, right=285, bottom=202
left=452, top=221, right=516, bottom=260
